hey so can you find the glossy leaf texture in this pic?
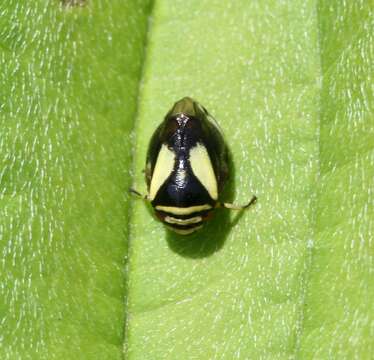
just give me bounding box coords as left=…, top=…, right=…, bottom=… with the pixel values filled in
left=0, top=0, right=373, bottom=359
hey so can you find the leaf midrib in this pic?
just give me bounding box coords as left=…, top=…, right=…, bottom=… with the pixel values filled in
left=122, top=1, right=156, bottom=358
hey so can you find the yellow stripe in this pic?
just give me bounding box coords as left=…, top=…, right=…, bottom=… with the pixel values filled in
left=164, top=216, right=202, bottom=225
left=155, top=204, right=212, bottom=215
left=168, top=225, right=203, bottom=235
left=189, top=143, right=218, bottom=200
left=149, top=144, right=175, bottom=201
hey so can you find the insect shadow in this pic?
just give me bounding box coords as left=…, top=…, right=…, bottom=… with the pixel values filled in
left=166, top=152, right=247, bottom=259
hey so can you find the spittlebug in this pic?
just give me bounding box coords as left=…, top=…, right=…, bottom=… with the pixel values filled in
left=131, top=97, right=256, bottom=235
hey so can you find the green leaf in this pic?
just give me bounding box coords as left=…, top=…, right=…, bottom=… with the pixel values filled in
left=0, top=0, right=151, bottom=358
left=127, top=1, right=373, bottom=358
left=1, top=1, right=372, bottom=359
left=298, top=2, right=373, bottom=358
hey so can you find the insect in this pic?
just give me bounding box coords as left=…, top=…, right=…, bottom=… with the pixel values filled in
left=131, top=97, right=257, bottom=235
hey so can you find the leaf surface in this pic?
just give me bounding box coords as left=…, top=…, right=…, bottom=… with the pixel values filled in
left=0, top=1, right=151, bottom=358
left=0, top=1, right=372, bottom=359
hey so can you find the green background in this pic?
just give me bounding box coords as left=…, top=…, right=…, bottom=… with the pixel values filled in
left=0, top=0, right=372, bottom=359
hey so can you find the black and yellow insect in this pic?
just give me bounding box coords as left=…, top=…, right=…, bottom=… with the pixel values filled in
left=131, top=97, right=256, bottom=235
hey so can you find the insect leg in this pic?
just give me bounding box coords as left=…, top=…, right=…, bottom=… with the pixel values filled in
left=218, top=195, right=257, bottom=210
left=129, top=188, right=149, bottom=201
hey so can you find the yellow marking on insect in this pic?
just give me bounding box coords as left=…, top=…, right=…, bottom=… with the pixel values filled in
left=149, top=144, right=175, bottom=201
left=155, top=204, right=212, bottom=215
left=189, top=143, right=218, bottom=200
left=168, top=225, right=203, bottom=235
left=164, top=216, right=202, bottom=225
